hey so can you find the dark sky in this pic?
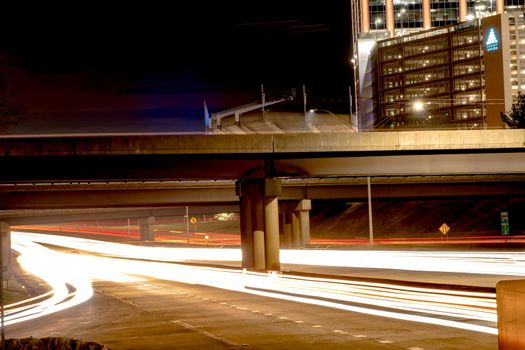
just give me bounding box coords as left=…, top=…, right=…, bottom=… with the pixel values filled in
left=0, top=2, right=352, bottom=133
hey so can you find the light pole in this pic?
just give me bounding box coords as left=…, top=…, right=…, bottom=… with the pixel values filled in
left=350, top=57, right=359, bottom=131
left=185, top=206, right=189, bottom=244
left=367, top=176, right=374, bottom=248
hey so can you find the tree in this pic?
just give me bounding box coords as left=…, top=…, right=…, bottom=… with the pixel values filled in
left=0, top=72, right=24, bottom=133
left=501, top=91, right=525, bottom=128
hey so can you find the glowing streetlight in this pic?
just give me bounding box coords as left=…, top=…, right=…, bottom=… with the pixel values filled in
left=413, top=101, right=425, bottom=112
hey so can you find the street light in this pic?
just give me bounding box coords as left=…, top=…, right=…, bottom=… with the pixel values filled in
left=350, top=56, right=359, bottom=130
left=375, top=17, right=383, bottom=29
left=413, top=100, right=425, bottom=112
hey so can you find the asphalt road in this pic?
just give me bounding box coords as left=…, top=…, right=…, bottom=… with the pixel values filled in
left=6, top=277, right=497, bottom=350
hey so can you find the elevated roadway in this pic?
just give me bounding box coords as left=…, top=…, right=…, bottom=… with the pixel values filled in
left=1, top=129, right=525, bottom=182
left=1, top=174, right=525, bottom=211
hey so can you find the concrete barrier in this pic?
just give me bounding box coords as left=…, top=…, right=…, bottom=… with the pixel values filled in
left=496, top=279, right=525, bottom=349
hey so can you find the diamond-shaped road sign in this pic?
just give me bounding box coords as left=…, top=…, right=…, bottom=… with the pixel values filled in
left=439, top=223, right=450, bottom=235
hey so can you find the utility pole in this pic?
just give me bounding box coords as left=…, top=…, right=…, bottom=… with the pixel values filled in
left=349, top=86, right=353, bottom=126
left=367, top=176, right=374, bottom=248
left=1, top=228, right=5, bottom=350
left=303, top=84, right=307, bottom=124
left=261, top=84, right=266, bottom=121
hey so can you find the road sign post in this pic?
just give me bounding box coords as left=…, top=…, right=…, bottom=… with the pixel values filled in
left=501, top=211, right=510, bottom=236
left=185, top=206, right=190, bottom=244
left=190, top=217, right=198, bottom=239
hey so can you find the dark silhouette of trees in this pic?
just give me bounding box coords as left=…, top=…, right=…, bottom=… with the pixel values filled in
left=0, top=72, right=24, bottom=133
left=501, top=91, right=525, bottom=128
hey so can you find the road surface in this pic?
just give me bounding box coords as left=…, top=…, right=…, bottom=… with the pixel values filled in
left=6, top=231, right=518, bottom=349
left=7, top=277, right=498, bottom=350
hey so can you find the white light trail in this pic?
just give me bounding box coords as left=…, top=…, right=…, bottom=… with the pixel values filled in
left=9, top=232, right=504, bottom=334
left=6, top=237, right=93, bottom=325
left=16, top=231, right=525, bottom=276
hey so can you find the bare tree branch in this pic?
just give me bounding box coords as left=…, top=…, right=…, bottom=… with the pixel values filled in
left=0, top=72, right=25, bottom=133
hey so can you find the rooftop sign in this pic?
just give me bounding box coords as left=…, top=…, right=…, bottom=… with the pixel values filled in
left=486, top=27, right=499, bottom=52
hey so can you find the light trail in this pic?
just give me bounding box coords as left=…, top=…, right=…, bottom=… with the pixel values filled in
left=15, top=223, right=525, bottom=246
left=9, top=232, right=504, bottom=334
left=6, top=237, right=94, bottom=325
left=15, top=231, right=525, bottom=276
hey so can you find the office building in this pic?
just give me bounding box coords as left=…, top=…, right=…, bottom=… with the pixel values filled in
left=350, top=0, right=525, bottom=129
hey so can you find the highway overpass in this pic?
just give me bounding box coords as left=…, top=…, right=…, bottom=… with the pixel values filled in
left=1, top=129, right=525, bottom=181
left=2, top=129, right=525, bottom=270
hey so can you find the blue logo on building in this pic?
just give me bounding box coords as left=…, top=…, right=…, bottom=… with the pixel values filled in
left=486, top=28, right=499, bottom=52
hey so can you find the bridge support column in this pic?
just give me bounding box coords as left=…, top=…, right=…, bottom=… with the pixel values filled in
left=264, top=195, right=280, bottom=271
left=296, top=199, right=311, bottom=246
left=278, top=211, right=285, bottom=247
left=291, top=211, right=301, bottom=248
left=239, top=190, right=254, bottom=268
left=236, top=178, right=281, bottom=271
left=0, top=222, right=12, bottom=278
left=282, top=210, right=293, bottom=249
left=138, top=216, right=155, bottom=241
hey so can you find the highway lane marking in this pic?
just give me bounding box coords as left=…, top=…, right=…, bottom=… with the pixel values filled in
left=102, top=284, right=413, bottom=349
left=210, top=297, right=402, bottom=346
left=162, top=290, right=402, bottom=347
left=171, top=319, right=241, bottom=348
left=96, top=287, right=242, bottom=348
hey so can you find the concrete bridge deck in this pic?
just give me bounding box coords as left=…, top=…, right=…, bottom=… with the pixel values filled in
left=1, top=130, right=525, bottom=182
left=1, top=129, right=524, bottom=156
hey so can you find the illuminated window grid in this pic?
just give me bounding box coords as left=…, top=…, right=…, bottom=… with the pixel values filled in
left=373, top=22, right=484, bottom=128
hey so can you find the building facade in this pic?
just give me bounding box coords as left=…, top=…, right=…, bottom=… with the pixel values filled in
left=371, top=21, right=484, bottom=129
left=350, top=0, right=525, bottom=130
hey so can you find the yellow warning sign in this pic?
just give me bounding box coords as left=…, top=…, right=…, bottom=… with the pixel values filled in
left=439, top=223, right=450, bottom=235
left=190, top=217, right=197, bottom=224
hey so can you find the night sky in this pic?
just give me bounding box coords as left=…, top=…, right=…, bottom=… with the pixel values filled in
left=0, top=2, right=351, bottom=133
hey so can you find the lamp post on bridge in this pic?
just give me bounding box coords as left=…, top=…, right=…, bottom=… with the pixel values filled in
left=350, top=57, right=359, bottom=131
